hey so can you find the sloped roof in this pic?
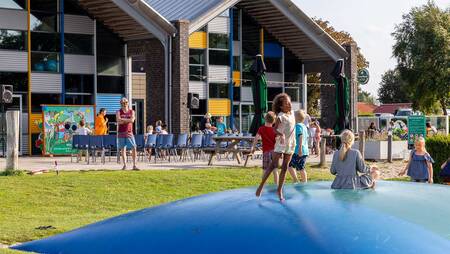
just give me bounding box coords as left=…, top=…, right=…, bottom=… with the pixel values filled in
left=374, top=103, right=412, bottom=114
left=144, top=0, right=239, bottom=32
left=358, top=102, right=377, bottom=114
left=144, top=0, right=347, bottom=61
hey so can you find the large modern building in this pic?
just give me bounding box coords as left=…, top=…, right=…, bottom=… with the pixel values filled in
left=0, top=0, right=357, bottom=155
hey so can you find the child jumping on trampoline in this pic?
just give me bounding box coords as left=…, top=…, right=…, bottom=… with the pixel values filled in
left=251, top=111, right=278, bottom=185
left=256, top=93, right=296, bottom=201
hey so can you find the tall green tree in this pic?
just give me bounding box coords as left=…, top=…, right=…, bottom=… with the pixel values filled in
left=392, top=1, right=450, bottom=115
left=378, top=69, right=411, bottom=103
left=358, top=90, right=376, bottom=104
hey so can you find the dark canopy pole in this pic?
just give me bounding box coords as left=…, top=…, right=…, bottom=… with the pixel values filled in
left=249, top=55, right=268, bottom=136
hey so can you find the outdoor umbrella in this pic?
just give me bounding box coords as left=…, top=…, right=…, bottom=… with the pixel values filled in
left=331, top=59, right=350, bottom=135
left=249, top=54, right=268, bottom=136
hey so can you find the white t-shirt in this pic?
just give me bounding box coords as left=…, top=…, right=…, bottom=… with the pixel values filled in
left=76, top=127, right=91, bottom=135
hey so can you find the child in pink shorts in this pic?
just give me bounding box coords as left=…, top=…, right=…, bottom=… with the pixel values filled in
left=251, top=111, right=278, bottom=184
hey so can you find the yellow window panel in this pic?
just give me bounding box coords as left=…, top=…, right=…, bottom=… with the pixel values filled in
left=189, top=32, right=207, bottom=49
left=208, top=99, right=231, bottom=116
left=233, top=71, right=241, bottom=87
left=30, top=113, right=42, bottom=134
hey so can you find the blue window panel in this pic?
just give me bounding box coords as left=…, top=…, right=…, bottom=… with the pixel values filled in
left=264, top=42, right=282, bottom=58
left=96, top=94, right=122, bottom=113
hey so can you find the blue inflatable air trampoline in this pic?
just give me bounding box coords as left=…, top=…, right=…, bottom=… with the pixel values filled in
left=12, top=181, right=450, bottom=254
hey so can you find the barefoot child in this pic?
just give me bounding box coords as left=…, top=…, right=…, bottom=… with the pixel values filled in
left=287, top=110, right=309, bottom=183
left=399, top=137, right=434, bottom=183
left=251, top=111, right=278, bottom=185
left=256, top=93, right=296, bottom=201
left=330, top=130, right=380, bottom=189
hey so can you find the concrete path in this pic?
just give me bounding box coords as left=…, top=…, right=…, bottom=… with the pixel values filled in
left=0, top=154, right=334, bottom=171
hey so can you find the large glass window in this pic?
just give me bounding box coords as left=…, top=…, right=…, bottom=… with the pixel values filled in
left=209, top=33, right=228, bottom=49
left=64, top=0, right=88, bottom=15
left=189, top=65, right=206, bottom=81
left=65, top=74, right=94, bottom=93
left=0, top=72, right=28, bottom=93
left=31, top=93, right=60, bottom=112
left=97, top=56, right=124, bottom=76
left=209, top=50, right=229, bottom=66
left=30, top=13, right=57, bottom=32
left=265, top=57, right=281, bottom=73
left=30, top=0, right=57, bottom=12
left=0, top=29, right=26, bottom=50
left=64, top=34, right=93, bottom=55
left=97, top=75, right=124, bottom=94
left=209, top=83, right=229, bottom=98
left=189, top=49, right=205, bottom=65
left=190, top=49, right=206, bottom=81
left=232, top=9, right=240, bottom=41
left=190, top=99, right=207, bottom=115
left=0, top=0, right=26, bottom=10
left=65, top=94, right=93, bottom=105
left=241, top=104, right=254, bottom=132
left=31, top=52, right=59, bottom=72
left=285, top=87, right=299, bottom=102
left=233, top=86, right=240, bottom=101
left=31, top=32, right=59, bottom=52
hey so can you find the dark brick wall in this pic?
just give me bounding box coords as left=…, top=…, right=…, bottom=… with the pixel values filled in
left=145, top=39, right=166, bottom=127
left=171, top=20, right=190, bottom=134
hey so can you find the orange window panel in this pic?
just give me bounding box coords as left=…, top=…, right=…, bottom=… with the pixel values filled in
left=208, top=99, right=231, bottom=116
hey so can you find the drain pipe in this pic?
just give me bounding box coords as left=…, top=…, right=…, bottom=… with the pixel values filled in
left=168, top=36, right=173, bottom=133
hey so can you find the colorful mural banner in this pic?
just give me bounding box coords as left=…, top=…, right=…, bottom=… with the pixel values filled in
left=42, top=105, right=95, bottom=155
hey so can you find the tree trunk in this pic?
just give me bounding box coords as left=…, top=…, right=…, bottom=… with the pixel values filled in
left=441, top=98, right=448, bottom=115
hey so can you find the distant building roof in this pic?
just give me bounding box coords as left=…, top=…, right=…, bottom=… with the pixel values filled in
left=358, top=102, right=377, bottom=114
left=374, top=103, right=412, bottom=114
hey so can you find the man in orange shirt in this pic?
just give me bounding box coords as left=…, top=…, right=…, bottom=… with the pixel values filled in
left=95, top=108, right=108, bottom=135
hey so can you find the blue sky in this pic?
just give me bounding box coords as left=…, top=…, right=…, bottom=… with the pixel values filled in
left=293, top=0, right=449, bottom=98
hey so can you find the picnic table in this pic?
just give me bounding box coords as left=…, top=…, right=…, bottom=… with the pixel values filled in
left=207, top=136, right=255, bottom=166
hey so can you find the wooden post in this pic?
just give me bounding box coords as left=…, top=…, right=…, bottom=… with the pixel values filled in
left=319, top=138, right=326, bottom=167
left=387, top=134, right=393, bottom=163
left=5, top=111, right=19, bottom=171
left=359, top=131, right=365, bottom=160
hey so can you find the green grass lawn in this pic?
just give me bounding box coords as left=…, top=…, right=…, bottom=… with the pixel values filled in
left=0, top=166, right=333, bottom=247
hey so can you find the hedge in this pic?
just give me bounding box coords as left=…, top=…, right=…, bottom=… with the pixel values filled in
left=426, top=135, right=450, bottom=183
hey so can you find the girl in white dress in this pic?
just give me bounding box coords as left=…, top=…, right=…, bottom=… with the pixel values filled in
left=256, top=93, right=296, bottom=201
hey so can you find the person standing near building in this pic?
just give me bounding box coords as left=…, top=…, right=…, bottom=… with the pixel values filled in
left=116, top=97, right=139, bottom=171
left=94, top=108, right=108, bottom=135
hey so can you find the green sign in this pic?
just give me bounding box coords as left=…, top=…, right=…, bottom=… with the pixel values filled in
left=357, top=68, right=370, bottom=85
left=407, top=115, right=426, bottom=145
left=42, top=105, right=95, bottom=155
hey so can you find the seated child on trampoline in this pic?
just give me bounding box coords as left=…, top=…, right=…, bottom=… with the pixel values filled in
left=439, top=158, right=450, bottom=184
left=330, top=130, right=380, bottom=189
left=251, top=111, right=278, bottom=185
left=399, top=137, right=434, bottom=183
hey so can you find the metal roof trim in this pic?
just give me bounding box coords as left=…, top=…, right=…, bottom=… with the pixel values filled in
left=270, top=0, right=348, bottom=61
left=188, top=0, right=240, bottom=34
left=126, top=0, right=177, bottom=36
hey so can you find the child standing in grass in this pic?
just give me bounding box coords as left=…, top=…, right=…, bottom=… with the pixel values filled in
left=287, top=110, right=309, bottom=183
left=251, top=111, right=278, bottom=185
left=399, top=137, right=434, bottom=183
left=256, top=93, right=296, bottom=201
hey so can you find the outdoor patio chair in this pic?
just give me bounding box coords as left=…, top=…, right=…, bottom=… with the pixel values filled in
left=134, top=134, right=146, bottom=162
left=157, top=134, right=174, bottom=162
left=77, top=135, right=90, bottom=163
left=154, top=134, right=164, bottom=163
left=88, top=136, right=104, bottom=164
left=145, top=134, right=157, bottom=162
left=188, top=133, right=203, bottom=161
left=71, top=135, right=80, bottom=163
left=175, top=133, right=189, bottom=161
left=102, top=135, right=117, bottom=163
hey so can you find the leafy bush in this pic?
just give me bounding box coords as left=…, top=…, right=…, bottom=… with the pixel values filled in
left=426, top=135, right=450, bottom=183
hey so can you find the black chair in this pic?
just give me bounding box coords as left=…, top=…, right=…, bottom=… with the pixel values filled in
left=89, top=136, right=104, bottom=164
left=102, top=135, right=117, bottom=163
